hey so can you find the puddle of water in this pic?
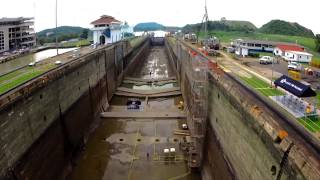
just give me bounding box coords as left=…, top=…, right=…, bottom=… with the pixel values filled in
left=122, top=82, right=177, bottom=90
left=133, top=83, right=174, bottom=90
left=130, top=47, right=174, bottom=79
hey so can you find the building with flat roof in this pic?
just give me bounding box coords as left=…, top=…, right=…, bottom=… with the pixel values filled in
left=232, top=39, right=304, bottom=57
left=91, top=15, right=122, bottom=45
left=274, top=44, right=312, bottom=63
left=233, top=39, right=277, bottom=57
left=0, top=17, right=36, bottom=53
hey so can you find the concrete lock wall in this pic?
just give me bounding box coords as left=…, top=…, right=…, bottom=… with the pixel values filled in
left=0, top=38, right=149, bottom=179
left=166, top=38, right=320, bottom=180
left=207, top=77, right=288, bottom=179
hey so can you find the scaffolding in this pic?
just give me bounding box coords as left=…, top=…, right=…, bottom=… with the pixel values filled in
left=173, top=39, right=208, bottom=168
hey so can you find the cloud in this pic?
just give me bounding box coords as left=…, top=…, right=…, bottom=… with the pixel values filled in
left=0, top=0, right=319, bottom=34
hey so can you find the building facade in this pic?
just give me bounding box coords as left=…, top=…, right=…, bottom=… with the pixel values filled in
left=233, top=39, right=276, bottom=57
left=0, top=17, right=36, bottom=53
left=274, top=44, right=312, bottom=63
left=91, top=15, right=122, bottom=45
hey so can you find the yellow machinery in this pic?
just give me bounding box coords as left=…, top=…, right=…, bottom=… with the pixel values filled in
left=288, top=70, right=301, bottom=81
left=178, top=101, right=184, bottom=110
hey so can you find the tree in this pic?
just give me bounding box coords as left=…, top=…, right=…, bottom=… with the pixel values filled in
left=316, top=34, right=320, bottom=53
left=80, top=29, right=89, bottom=39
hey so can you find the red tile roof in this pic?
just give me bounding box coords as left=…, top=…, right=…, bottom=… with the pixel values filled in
left=91, top=15, right=121, bottom=25
left=276, top=44, right=304, bottom=52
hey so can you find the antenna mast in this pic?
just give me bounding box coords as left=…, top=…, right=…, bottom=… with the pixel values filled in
left=202, top=0, right=209, bottom=40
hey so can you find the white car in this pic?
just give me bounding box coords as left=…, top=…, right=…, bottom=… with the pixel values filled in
left=28, top=62, right=36, bottom=66
left=288, top=62, right=302, bottom=71
left=259, top=56, right=273, bottom=64
left=55, top=61, right=62, bottom=65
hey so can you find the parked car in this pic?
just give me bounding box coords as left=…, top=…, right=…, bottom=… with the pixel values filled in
left=288, top=62, right=302, bottom=71
left=259, top=56, right=273, bottom=64
left=28, top=62, right=36, bottom=66
left=55, top=61, right=62, bottom=65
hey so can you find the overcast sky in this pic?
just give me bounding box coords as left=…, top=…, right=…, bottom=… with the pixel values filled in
left=1, top=0, right=319, bottom=34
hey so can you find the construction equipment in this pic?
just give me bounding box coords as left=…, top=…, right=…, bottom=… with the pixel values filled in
left=184, top=33, right=197, bottom=44
left=201, top=37, right=220, bottom=56
left=198, top=0, right=220, bottom=56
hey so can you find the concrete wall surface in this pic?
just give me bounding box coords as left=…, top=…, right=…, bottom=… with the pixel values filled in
left=167, top=38, right=320, bottom=180
left=0, top=38, right=148, bottom=179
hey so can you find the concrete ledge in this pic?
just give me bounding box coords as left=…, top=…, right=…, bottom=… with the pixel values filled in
left=100, top=111, right=186, bottom=118
left=114, top=91, right=181, bottom=98
left=116, top=87, right=180, bottom=95
left=124, top=77, right=176, bottom=83
left=122, top=79, right=177, bottom=85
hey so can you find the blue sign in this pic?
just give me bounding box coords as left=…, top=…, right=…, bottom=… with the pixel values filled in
left=103, top=28, right=111, bottom=38
left=274, top=75, right=316, bottom=97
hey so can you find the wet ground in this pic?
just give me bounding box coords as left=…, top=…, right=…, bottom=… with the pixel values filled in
left=68, top=45, right=201, bottom=180
left=131, top=46, right=174, bottom=79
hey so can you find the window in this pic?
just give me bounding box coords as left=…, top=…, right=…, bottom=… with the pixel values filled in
left=0, top=31, right=4, bottom=50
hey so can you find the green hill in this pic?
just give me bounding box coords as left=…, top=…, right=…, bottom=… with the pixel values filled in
left=259, top=20, right=314, bottom=38
left=182, top=20, right=257, bottom=33
left=37, top=26, right=87, bottom=36
left=37, top=26, right=92, bottom=44
left=134, top=22, right=165, bottom=32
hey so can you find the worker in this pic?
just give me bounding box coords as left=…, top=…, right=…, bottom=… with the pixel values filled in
left=147, top=152, right=150, bottom=160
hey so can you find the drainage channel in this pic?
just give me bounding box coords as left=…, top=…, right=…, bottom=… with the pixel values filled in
left=68, top=45, right=201, bottom=180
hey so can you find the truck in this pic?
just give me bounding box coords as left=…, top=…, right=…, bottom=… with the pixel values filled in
left=288, top=62, right=303, bottom=71
left=184, top=33, right=197, bottom=44
left=259, top=56, right=273, bottom=64
left=202, top=37, right=220, bottom=56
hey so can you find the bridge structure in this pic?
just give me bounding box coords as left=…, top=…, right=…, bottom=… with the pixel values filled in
left=0, top=36, right=319, bottom=180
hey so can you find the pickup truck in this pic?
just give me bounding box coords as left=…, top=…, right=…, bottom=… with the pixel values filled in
left=288, top=62, right=302, bottom=71
left=259, top=56, right=273, bottom=64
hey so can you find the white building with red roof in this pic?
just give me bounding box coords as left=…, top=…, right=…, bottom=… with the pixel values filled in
left=274, top=44, right=313, bottom=63
left=91, top=15, right=122, bottom=45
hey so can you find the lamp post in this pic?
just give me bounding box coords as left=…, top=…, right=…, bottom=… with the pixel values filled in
left=271, top=52, right=275, bottom=87
left=55, top=0, right=58, bottom=55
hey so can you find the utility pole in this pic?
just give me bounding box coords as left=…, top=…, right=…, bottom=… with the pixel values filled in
left=271, top=55, right=274, bottom=87
left=55, top=0, right=59, bottom=55
left=203, top=0, right=209, bottom=40
left=33, top=2, right=37, bottom=47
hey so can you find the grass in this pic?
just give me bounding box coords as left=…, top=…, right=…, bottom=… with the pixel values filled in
left=0, top=70, right=43, bottom=94
left=256, top=52, right=273, bottom=57
left=200, top=31, right=316, bottom=50
left=61, top=39, right=90, bottom=48
left=0, top=64, right=56, bottom=94
left=239, top=75, right=284, bottom=97
left=168, top=37, right=176, bottom=45
left=0, top=69, right=28, bottom=83
left=129, top=37, right=146, bottom=48
left=239, top=73, right=320, bottom=133
left=317, top=91, right=320, bottom=102
left=200, top=31, right=320, bottom=65
left=298, top=116, right=320, bottom=133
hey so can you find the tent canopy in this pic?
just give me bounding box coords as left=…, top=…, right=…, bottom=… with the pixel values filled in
left=274, top=75, right=316, bottom=97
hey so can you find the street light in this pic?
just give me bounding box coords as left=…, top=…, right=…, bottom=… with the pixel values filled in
left=55, top=0, right=58, bottom=55
left=271, top=51, right=275, bottom=87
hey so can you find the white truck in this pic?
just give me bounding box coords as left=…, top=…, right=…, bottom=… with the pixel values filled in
left=259, top=56, right=273, bottom=64
left=288, top=62, right=302, bottom=71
